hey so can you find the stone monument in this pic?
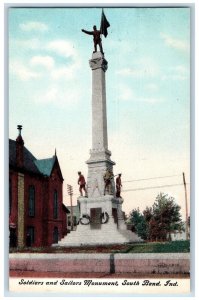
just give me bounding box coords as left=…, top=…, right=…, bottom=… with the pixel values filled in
left=58, top=52, right=141, bottom=246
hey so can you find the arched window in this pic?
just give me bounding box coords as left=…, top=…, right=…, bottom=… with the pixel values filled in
left=28, top=186, right=35, bottom=217
left=53, top=227, right=59, bottom=243
left=53, top=190, right=58, bottom=219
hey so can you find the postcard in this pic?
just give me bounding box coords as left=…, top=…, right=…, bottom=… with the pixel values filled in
left=6, top=3, right=192, bottom=297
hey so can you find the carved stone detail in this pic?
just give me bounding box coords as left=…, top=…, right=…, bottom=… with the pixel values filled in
left=89, top=57, right=108, bottom=72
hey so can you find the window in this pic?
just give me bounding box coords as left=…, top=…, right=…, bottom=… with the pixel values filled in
left=9, top=179, right=12, bottom=216
left=28, top=186, right=35, bottom=217
left=53, top=227, right=59, bottom=243
left=27, top=226, right=34, bottom=246
left=53, top=190, right=58, bottom=219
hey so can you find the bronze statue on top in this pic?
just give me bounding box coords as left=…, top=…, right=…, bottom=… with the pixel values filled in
left=82, top=9, right=110, bottom=55
left=82, top=26, right=104, bottom=54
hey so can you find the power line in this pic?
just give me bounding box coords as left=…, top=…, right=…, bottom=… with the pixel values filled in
left=123, top=174, right=181, bottom=183
left=122, top=183, right=184, bottom=192
left=63, top=182, right=189, bottom=198
left=63, top=173, right=189, bottom=198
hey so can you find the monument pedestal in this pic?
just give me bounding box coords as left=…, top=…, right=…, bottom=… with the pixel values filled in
left=58, top=196, right=141, bottom=246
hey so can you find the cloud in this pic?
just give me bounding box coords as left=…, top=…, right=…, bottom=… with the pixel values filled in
left=19, top=22, right=48, bottom=32
left=117, top=58, right=159, bottom=79
left=10, top=37, right=82, bottom=83
left=160, top=33, right=189, bottom=52
left=33, top=84, right=81, bottom=107
left=10, top=61, right=41, bottom=81
left=46, top=40, right=77, bottom=59
left=10, top=38, right=78, bottom=62
left=139, top=97, right=162, bottom=104
left=118, top=84, right=162, bottom=104
left=145, top=83, right=158, bottom=91
left=9, top=38, right=83, bottom=109
left=118, top=85, right=135, bottom=101
left=170, top=65, right=188, bottom=75
left=50, top=66, right=77, bottom=80
left=38, top=86, right=59, bottom=104
left=30, top=56, right=55, bottom=70
left=161, top=74, right=187, bottom=81
left=173, top=66, right=186, bottom=72
left=10, top=38, right=41, bottom=51
left=161, top=64, right=189, bottom=81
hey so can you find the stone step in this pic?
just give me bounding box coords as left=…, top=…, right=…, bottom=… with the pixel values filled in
left=55, top=227, right=142, bottom=247
left=59, top=230, right=129, bottom=241
left=55, top=216, right=142, bottom=247
left=118, top=229, right=142, bottom=242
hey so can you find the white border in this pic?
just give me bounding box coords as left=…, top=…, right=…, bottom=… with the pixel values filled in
left=1, top=1, right=197, bottom=299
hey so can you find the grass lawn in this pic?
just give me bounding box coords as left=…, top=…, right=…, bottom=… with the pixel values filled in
left=10, top=240, right=190, bottom=254
left=116, top=240, right=190, bottom=253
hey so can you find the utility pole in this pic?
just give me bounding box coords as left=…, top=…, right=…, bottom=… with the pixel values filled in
left=182, top=172, right=189, bottom=240
left=67, top=184, right=74, bottom=231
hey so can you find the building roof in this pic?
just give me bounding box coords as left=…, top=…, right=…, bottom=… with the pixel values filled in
left=34, top=156, right=56, bottom=176
left=9, top=139, right=41, bottom=174
left=9, top=139, right=62, bottom=179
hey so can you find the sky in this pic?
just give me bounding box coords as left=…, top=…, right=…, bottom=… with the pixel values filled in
left=8, top=6, right=190, bottom=220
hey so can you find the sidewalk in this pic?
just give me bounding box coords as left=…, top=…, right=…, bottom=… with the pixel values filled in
left=10, top=270, right=190, bottom=278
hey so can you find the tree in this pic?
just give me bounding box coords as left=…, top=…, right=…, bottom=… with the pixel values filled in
left=129, top=208, right=148, bottom=240
left=150, top=193, right=183, bottom=241
left=128, top=193, right=184, bottom=242
left=143, top=206, right=153, bottom=241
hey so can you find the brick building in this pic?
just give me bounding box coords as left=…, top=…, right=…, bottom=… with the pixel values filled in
left=9, top=125, right=69, bottom=247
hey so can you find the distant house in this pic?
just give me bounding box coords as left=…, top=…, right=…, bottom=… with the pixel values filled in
left=168, top=218, right=190, bottom=241
left=169, top=222, right=190, bottom=241
left=9, top=125, right=69, bottom=248
left=169, top=230, right=186, bottom=241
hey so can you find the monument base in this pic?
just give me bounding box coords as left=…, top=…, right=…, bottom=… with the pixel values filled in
left=56, top=195, right=141, bottom=247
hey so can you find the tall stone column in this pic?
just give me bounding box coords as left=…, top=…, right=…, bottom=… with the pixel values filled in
left=57, top=52, right=142, bottom=246
left=86, top=52, right=115, bottom=198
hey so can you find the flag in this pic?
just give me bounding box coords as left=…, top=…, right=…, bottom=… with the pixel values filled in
left=100, top=9, right=110, bottom=38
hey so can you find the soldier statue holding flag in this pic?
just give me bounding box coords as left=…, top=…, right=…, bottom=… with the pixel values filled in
left=82, top=9, right=110, bottom=55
